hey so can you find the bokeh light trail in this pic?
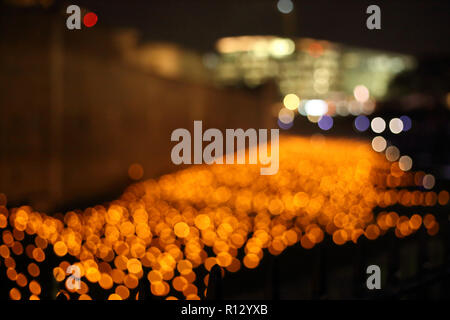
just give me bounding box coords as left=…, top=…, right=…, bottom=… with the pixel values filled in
left=0, top=136, right=447, bottom=300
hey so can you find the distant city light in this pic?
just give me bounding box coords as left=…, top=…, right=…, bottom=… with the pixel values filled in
left=385, top=146, right=400, bottom=162
left=399, top=155, right=413, bottom=171
left=318, top=115, right=333, bottom=130
left=305, top=99, right=328, bottom=116
left=389, top=118, right=403, bottom=134
left=307, top=115, right=321, bottom=123
left=348, top=100, right=362, bottom=116
left=298, top=100, right=307, bottom=116
left=270, top=39, right=295, bottom=57
left=277, top=118, right=294, bottom=130
left=213, top=34, right=414, bottom=113
left=354, top=115, right=370, bottom=132
left=361, top=99, right=376, bottom=115
left=400, top=115, right=412, bottom=131
left=326, top=101, right=336, bottom=117
left=371, top=117, right=386, bottom=133
left=371, top=136, right=387, bottom=152
left=128, top=163, right=144, bottom=180
left=336, top=103, right=349, bottom=116
left=277, top=0, right=294, bottom=14
left=202, top=53, right=219, bottom=69
left=353, top=85, right=370, bottom=103
left=422, top=174, right=435, bottom=190
left=283, top=93, right=300, bottom=110
left=278, top=108, right=295, bottom=123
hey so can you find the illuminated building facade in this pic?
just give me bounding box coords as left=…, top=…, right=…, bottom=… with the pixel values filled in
left=209, top=36, right=415, bottom=117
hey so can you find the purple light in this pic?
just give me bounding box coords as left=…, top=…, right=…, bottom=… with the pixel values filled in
left=318, top=115, right=333, bottom=131
left=277, top=119, right=293, bottom=130
left=400, top=115, right=412, bottom=131
left=354, top=115, right=370, bottom=132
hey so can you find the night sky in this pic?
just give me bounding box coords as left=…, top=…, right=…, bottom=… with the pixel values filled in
left=72, top=0, right=450, bottom=56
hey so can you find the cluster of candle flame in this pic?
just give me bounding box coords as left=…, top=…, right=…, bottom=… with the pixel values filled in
left=0, top=135, right=448, bottom=300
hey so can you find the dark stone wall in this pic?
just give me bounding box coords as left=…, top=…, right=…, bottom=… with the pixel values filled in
left=0, top=10, right=275, bottom=212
